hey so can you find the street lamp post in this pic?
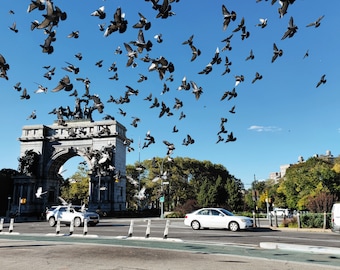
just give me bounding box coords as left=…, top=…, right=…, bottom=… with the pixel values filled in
left=6, top=196, right=11, bottom=219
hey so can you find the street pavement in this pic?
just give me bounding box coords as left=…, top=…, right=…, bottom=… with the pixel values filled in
left=1, top=217, right=340, bottom=269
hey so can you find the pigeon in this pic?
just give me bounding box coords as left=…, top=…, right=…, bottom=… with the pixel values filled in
left=182, top=134, right=195, bottom=146
left=155, top=0, right=175, bottom=19
left=216, top=135, right=224, bottom=144
left=124, top=43, right=138, bottom=67
left=316, top=74, right=326, bottom=88
left=67, top=31, right=79, bottom=39
left=62, top=62, right=80, bottom=74
left=240, top=26, right=250, bottom=40
left=91, top=6, right=106, bottom=19
left=182, top=34, right=194, bottom=46
left=235, top=75, right=245, bottom=87
left=27, top=110, right=37, bottom=120
left=210, top=47, right=222, bottom=65
left=163, top=140, right=175, bottom=155
left=221, top=4, right=236, bottom=31
left=226, top=132, right=237, bottom=142
left=198, top=63, right=213, bottom=75
left=20, top=88, right=31, bottom=100
left=306, top=15, right=325, bottom=28
left=281, top=16, right=298, bottom=40
left=190, top=45, right=201, bottom=61
left=154, top=34, right=163, bottom=43
left=137, top=74, right=148, bottom=83
left=130, top=117, right=141, bottom=128
left=75, top=52, right=82, bottom=60
left=118, top=108, right=127, bottom=116
left=179, top=111, right=186, bottom=120
left=150, top=97, right=160, bottom=108
left=13, top=82, right=22, bottom=91
left=130, top=29, right=153, bottom=53
left=271, top=43, right=283, bottom=63
left=177, top=76, right=190, bottom=91
left=277, top=0, right=295, bottom=18
left=303, top=49, right=309, bottom=59
left=52, top=75, right=73, bottom=92
left=221, top=56, right=232, bottom=75
left=221, top=34, right=233, bottom=51
left=35, top=187, right=47, bottom=198
left=245, top=49, right=255, bottom=61
left=233, top=17, right=245, bottom=33
left=9, top=22, right=18, bottom=33
left=173, top=98, right=183, bottom=110
left=133, top=12, right=151, bottom=30
left=95, top=60, right=103, bottom=67
left=172, top=125, right=179, bottom=133
left=104, top=7, right=128, bottom=36
left=27, top=0, right=45, bottom=13
left=252, top=72, right=263, bottom=83
left=144, top=93, right=152, bottom=101
left=256, top=18, right=267, bottom=28
left=190, top=81, right=203, bottom=100
left=229, top=105, right=236, bottom=114
left=34, top=83, right=48, bottom=93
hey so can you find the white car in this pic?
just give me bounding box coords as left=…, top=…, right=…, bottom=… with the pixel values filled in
left=46, top=205, right=100, bottom=227
left=271, top=208, right=289, bottom=217
left=184, top=208, right=253, bottom=232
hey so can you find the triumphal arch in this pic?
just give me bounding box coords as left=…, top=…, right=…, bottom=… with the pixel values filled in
left=11, top=119, right=127, bottom=216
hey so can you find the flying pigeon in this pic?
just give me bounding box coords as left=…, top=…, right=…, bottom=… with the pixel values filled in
left=35, top=187, right=47, bottom=198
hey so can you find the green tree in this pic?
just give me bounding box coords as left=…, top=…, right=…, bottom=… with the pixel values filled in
left=278, top=157, right=340, bottom=210
left=60, top=164, right=90, bottom=205
left=126, top=157, right=244, bottom=212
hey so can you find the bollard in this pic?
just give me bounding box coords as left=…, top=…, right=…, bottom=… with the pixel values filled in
left=9, top=218, right=14, bottom=233
left=83, top=218, right=88, bottom=236
left=297, top=212, right=301, bottom=228
left=127, top=220, right=134, bottom=237
left=145, top=219, right=151, bottom=238
left=274, top=211, right=278, bottom=227
left=252, top=211, right=256, bottom=228
left=69, top=219, right=74, bottom=235
left=323, top=211, right=326, bottom=230
left=56, top=219, right=61, bottom=235
left=163, top=219, right=170, bottom=239
left=0, top=218, right=3, bottom=232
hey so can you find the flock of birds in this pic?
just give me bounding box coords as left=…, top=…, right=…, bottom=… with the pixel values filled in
left=0, top=0, right=330, bottom=160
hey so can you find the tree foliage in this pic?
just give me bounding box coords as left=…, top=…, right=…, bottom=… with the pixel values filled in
left=60, top=164, right=90, bottom=205
left=125, top=157, right=245, bottom=212
left=277, top=157, right=340, bottom=210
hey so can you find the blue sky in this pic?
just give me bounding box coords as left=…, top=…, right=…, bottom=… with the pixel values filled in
left=0, top=0, right=339, bottom=188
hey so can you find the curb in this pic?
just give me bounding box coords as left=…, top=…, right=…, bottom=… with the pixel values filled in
left=260, top=242, right=340, bottom=255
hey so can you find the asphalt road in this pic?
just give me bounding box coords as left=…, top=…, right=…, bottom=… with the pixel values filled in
left=3, top=217, right=340, bottom=248
left=1, top=217, right=340, bottom=269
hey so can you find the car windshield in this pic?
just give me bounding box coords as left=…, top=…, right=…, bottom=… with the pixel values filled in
left=219, top=208, right=234, bottom=216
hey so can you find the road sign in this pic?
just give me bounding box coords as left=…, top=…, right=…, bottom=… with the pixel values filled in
left=159, top=196, right=165, bottom=203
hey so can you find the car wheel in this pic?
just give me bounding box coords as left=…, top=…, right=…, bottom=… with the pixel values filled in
left=74, top=217, right=82, bottom=227
left=229, top=221, right=239, bottom=232
left=48, top=217, right=56, bottom=227
left=191, top=220, right=201, bottom=230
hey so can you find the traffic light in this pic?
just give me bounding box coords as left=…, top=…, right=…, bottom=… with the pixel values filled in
left=20, top=198, right=27, bottom=204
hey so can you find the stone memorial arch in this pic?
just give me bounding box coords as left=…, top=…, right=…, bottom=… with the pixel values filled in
left=11, top=119, right=127, bottom=216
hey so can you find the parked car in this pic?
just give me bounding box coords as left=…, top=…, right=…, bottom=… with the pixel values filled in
left=184, top=208, right=253, bottom=232
left=46, top=205, right=100, bottom=227
left=271, top=208, right=289, bottom=217
left=331, top=203, right=340, bottom=233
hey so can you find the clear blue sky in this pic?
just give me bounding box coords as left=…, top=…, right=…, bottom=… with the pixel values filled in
left=0, top=1, right=339, bottom=189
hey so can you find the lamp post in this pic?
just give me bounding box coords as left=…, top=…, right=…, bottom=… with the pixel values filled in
left=152, top=156, right=172, bottom=219
left=6, top=196, right=11, bottom=219
left=136, top=166, right=143, bottom=210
